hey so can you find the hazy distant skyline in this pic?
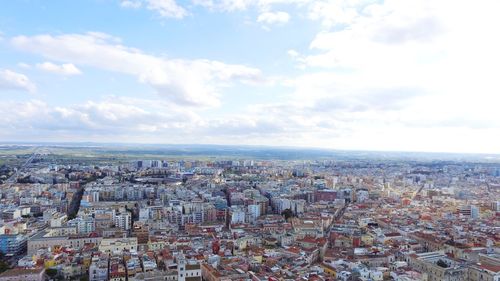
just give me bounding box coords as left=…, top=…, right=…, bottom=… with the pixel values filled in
left=0, top=0, right=499, bottom=153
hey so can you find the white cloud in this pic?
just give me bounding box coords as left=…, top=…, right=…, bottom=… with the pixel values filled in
left=0, top=69, right=36, bottom=92
left=288, top=72, right=423, bottom=112
left=3, top=0, right=500, bottom=153
left=0, top=92, right=499, bottom=153
left=0, top=97, right=199, bottom=138
left=146, top=0, right=188, bottom=18
left=120, top=0, right=142, bottom=9
left=292, top=0, right=500, bottom=136
left=0, top=98, right=294, bottom=144
left=11, top=32, right=263, bottom=107
left=239, top=0, right=500, bottom=153
left=307, top=0, right=364, bottom=27
left=17, top=62, right=31, bottom=69
left=193, top=0, right=312, bottom=12
left=287, top=49, right=299, bottom=58
left=257, top=11, right=290, bottom=25
left=193, top=0, right=254, bottom=11
left=121, top=0, right=187, bottom=18
left=36, top=62, right=82, bottom=76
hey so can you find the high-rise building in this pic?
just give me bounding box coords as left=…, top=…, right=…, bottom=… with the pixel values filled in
left=113, top=212, right=131, bottom=230
left=458, top=205, right=479, bottom=219
left=176, top=253, right=201, bottom=281
left=491, top=201, right=500, bottom=212
left=0, top=234, right=27, bottom=255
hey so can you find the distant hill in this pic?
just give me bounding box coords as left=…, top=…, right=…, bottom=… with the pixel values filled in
left=0, top=142, right=499, bottom=162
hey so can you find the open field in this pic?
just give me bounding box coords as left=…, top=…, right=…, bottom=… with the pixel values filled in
left=0, top=143, right=499, bottom=164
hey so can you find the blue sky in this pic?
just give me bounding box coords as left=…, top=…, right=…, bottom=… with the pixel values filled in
left=1, top=0, right=499, bottom=153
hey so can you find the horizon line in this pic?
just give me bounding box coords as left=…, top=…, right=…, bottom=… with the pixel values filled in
left=0, top=140, right=499, bottom=157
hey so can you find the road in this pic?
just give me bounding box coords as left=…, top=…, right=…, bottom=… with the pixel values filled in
left=5, top=147, right=40, bottom=184
left=326, top=202, right=349, bottom=233
left=67, top=185, right=85, bottom=219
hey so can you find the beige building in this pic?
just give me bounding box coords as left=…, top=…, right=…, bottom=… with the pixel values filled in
left=27, top=231, right=68, bottom=255
left=99, top=237, right=138, bottom=253
left=467, top=254, right=500, bottom=281
left=28, top=230, right=102, bottom=255
left=408, top=251, right=468, bottom=281
left=468, top=264, right=500, bottom=281
left=0, top=268, right=47, bottom=281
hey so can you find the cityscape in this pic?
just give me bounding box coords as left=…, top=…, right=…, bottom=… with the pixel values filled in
left=0, top=144, right=498, bottom=280
left=1, top=0, right=500, bottom=281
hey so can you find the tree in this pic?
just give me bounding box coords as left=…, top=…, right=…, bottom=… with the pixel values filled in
left=45, top=268, right=58, bottom=279
left=281, top=208, right=294, bottom=221
left=158, top=260, right=165, bottom=270
left=0, top=261, right=9, bottom=274
left=436, top=259, right=448, bottom=268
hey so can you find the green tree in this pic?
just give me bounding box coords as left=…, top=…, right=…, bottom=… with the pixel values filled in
left=45, top=268, right=58, bottom=279
left=0, top=261, right=10, bottom=273
left=436, top=259, right=448, bottom=268
left=281, top=208, right=294, bottom=222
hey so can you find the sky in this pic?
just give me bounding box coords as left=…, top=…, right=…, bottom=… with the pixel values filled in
left=0, top=0, right=499, bottom=154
